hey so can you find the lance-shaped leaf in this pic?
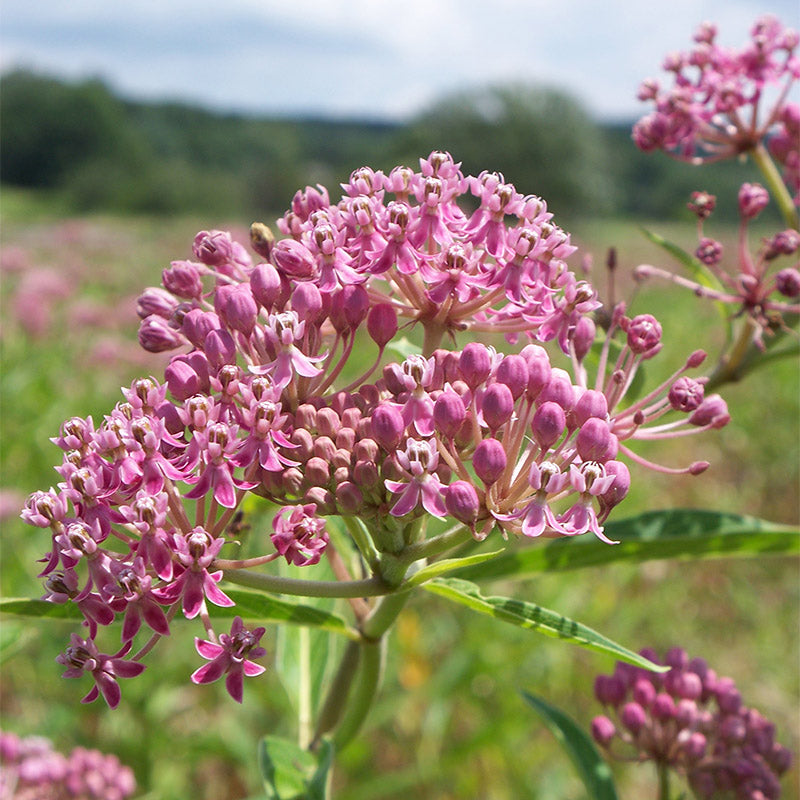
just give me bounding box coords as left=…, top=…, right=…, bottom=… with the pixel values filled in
left=451, top=509, right=799, bottom=583
left=259, top=735, right=334, bottom=800
left=422, top=577, right=666, bottom=671
left=403, top=549, right=505, bottom=587
left=0, top=592, right=358, bottom=640
left=522, top=691, right=618, bottom=800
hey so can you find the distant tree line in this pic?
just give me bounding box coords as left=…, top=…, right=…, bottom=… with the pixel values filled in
left=1, top=69, right=757, bottom=222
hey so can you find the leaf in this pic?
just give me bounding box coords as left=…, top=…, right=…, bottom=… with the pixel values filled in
left=640, top=227, right=719, bottom=288
left=0, top=598, right=83, bottom=620
left=423, top=577, right=666, bottom=671
left=209, top=589, right=357, bottom=639
left=522, top=692, right=618, bottom=800
left=403, top=549, right=505, bottom=587
left=259, top=736, right=316, bottom=800
left=450, top=509, right=800, bottom=583
left=258, top=735, right=333, bottom=800
left=385, top=336, right=422, bottom=360
left=0, top=593, right=357, bottom=639
left=0, top=622, right=36, bottom=666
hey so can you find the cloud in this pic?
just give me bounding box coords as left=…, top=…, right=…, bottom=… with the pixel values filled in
left=2, top=0, right=797, bottom=120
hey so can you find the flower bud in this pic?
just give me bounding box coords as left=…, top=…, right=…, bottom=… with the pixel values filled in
left=591, top=716, right=616, bottom=747
left=682, top=732, right=707, bottom=761
left=433, top=391, right=467, bottom=439
left=223, top=285, right=258, bottom=335
left=625, top=314, right=662, bottom=357
left=342, top=285, right=370, bottom=329
left=632, top=678, right=656, bottom=708
left=291, top=282, right=323, bottom=322
left=137, top=287, right=179, bottom=319
left=594, top=674, right=626, bottom=706
left=163, top=261, right=203, bottom=299
left=538, top=369, right=576, bottom=411
left=204, top=328, right=236, bottom=367
left=620, top=702, right=647, bottom=734
left=669, top=377, right=704, bottom=412
left=775, top=267, right=800, bottom=298
left=652, top=692, right=676, bottom=720
left=138, top=315, right=182, bottom=353
left=473, top=438, right=507, bottom=485
left=687, top=191, right=716, bottom=219
left=572, top=315, right=596, bottom=362
left=444, top=480, right=480, bottom=526
left=576, top=418, right=616, bottom=462
left=304, top=457, right=331, bottom=487
left=480, top=383, right=514, bottom=431
left=689, top=394, right=729, bottom=427
left=250, top=262, right=284, bottom=309
left=495, top=355, right=529, bottom=399
left=371, top=405, right=406, bottom=451
left=182, top=309, right=221, bottom=348
left=531, top=401, right=566, bottom=450
left=272, top=239, right=318, bottom=279
left=573, top=389, right=609, bottom=427
left=367, top=303, right=398, bottom=347
left=696, top=237, right=723, bottom=266
left=738, top=182, right=770, bottom=219
left=353, top=459, right=380, bottom=489
left=458, top=343, right=493, bottom=389
left=312, top=436, right=336, bottom=463
left=335, top=482, right=364, bottom=514
left=303, top=487, right=335, bottom=515
left=316, top=408, right=340, bottom=438
left=165, top=353, right=210, bottom=401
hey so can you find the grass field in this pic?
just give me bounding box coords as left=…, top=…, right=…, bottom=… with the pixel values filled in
left=1, top=187, right=797, bottom=799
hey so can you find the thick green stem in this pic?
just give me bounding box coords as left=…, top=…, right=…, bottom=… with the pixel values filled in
left=329, top=591, right=411, bottom=750
left=706, top=317, right=757, bottom=389
left=221, top=567, right=391, bottom=599
left=657, top=763, right=671, bottom=800
left=312, top=640, right=360, bottom=745
left=751, top=143, right=799, bottom=230
left=422, top=322, right=446, bottom=358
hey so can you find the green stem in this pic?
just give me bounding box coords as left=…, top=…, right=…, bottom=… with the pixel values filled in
left=395, top=524, right=474, bottom=568
left=750, top=142, right=799, bottom=230
left=221, top=567, right=391, bottom=598
left=341, top=516, right=380, bottom=572
left=312, top=640, right=360, bottom=745
left=706, top=317, right=757, bottom=390
left=422, top=322, right=446, bottom=358
left=330, top=591, right=411, bottom=750
left=657, top=763, right=671, bottom=800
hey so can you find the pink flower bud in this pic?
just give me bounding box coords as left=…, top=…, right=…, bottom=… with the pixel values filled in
left=367, top=303, right=398, bottom=346
left=594, top=674, right=626, bottom=706
left=371, top=404, right=406, bottom=450
left=304, top=457, right=330, bottom=487
left=163, top=261, right=203, bottom=299
left=531, top=401, right=566, bottom=450
left=633, top=678, right=657, bottom=708
left=182, top=309, right=221, bottom=348
left=495, top=355, right=529, bottom=399
left=272, top=239, right=318, bottom=279
left=576, top=418, right=615, bottom=462
left=193, top=230, right=236, bottom=266
left=572, top=315, right=596, bottom=362
left=625, top=314, right=662, bottom=357
left=316, top=408, right=340, bottom=438
left=715, top=678, right=742, bottom=714
left=652, top=692, right=676, bottom=720
left=223, top=285, right=258, bottom=335
left=621, top=701, right=647, bottom=734
left=136, top=287, right=179, bottom=319
left=473, top=438, right=507, bottom=485
left=738, top=182, right=770, bottom=219
left=538, top=369, right=576, bottom=411
left=335, top=482, right=364, bottom=514
left=591, top=716, right=616, bottom=747
left=669, top=377, right=705, bottom=412
left=303, top=487, right=335, bottom=515
left=312, top=436, right=336, bottom=463
left=480, top=383, right=514, bottom=431
left=291, top=282, right=323, bottom=322
left=341, top=285, right=370, bottom=329
left=573, top=389, right=609, bottom=427
left=250, top=262, right=284, bottom=309
left=444, top=481, right=480, bottom=526
left=165, top=353, right=210, bottom=401
left=696, top=237, right=723, bottom=266
left=204, top=328, right=236, bottom=368
left=138, top=315, right=182, bottom=353
left=775, top=267, right=800, bottom=298
left=353, top=459, right=380, bottom=489
left=687, top=191, right=716, bottom=219
left=682, top=732, right=707, bottom=761
left=689, top=394, right=729, bottom=426
left=458, top=343, right=493, bottom=389
left=433, top=391, right=467, bottom=439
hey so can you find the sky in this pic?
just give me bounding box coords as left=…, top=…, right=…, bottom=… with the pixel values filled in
left=1, top=0, right=798, bottom=122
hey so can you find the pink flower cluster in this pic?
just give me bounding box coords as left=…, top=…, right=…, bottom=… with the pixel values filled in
left=636, top=187, right=800, bottom=348
left=633, top=16, right=799, bottom=193
left=22, top=152, right=729, bottom=706
left=592, top=648, right=792, bottom=799
left=0, top=731, right=136, bottom=800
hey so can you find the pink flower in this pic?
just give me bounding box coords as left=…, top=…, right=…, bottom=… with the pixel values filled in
left=271, top=504, right=329, bottom=566
left=191, top=616, right=267, bottom=703
left=385, top=439, right=447, bottom=517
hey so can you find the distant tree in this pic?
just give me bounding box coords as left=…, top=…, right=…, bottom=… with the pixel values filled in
left=0, top=70, right=151, bottom=188
left=393, top=84, right=618, bottom=220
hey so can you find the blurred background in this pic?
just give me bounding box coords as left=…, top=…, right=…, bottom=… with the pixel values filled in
left=1, top=1, right=798, bottom=798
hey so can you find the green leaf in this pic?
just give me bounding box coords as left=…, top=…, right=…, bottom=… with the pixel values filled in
left=640, top=227, right=718, bottom=288
left=258, top=735, right=333, bottom=800
left=450, top=509, right=800, bottom=583
left=0, top=622, right=36, bottom=666
left=423, top=577, right=666, bottom=671
left=0, top=598, right=83, bottom=620
left=403, top=549, right=505, bottom=587
left=210, top=589, right=357, bottom=639
left=522, top=692, right=618, bottom=800
left=259, top=736, right=316, bottom=800
left=385, top=336, right=422, bottom=360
